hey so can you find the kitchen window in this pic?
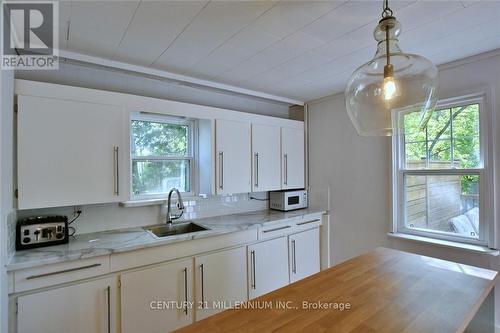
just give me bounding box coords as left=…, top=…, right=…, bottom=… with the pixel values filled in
left=392, top=93, right=493, bottom=247
left=131, top=115, right=194, bottom=199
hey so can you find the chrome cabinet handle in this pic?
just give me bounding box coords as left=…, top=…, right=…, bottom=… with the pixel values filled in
left=291, top=240, right=297, bottom=274
left=218, top=151, right=224, bottom=190
left=254, top=153, right=259, bottom=187
left=200, top=264, right=205, bottom=308
left=183, top=267, right=188, bottom=315
left=251, top=250, right=256, bottom=290
left=113, top=147, right=119, bottom=195
left=262, top=225, right=291, bottom=233
left=106, top=286, right=111, bottom=333
left=297, top=219, right=320, bottom=226
left=25, top=263, right=102, bottom=280
left=284, top=154, right=288, bottom=186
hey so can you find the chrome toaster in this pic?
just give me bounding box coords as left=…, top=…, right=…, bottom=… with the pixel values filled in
left=16, top=216, right=68, bottom=250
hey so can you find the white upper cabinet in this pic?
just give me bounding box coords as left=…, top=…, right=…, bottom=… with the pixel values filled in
left=281, top=127, right=305, bottom=190
left=17, top=95, right=128, bottom=209
left=15, top=82, right=306, bottom=207
left=215, top=119, right=251, bottom=194
left=251, top=124, right=281, bottom=192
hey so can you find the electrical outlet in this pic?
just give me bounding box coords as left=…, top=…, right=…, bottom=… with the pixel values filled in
left=73, top=206, right=83, bottom=217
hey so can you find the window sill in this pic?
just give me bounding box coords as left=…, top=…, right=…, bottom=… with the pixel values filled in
left=387, top=232, right=499, bottom=256
left=119, top=194, right=207, bottom=208
left=119, top=199, right=166, bottom=207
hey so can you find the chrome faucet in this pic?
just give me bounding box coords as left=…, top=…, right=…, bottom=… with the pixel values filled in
left=166, top=188, right=185, bottom=224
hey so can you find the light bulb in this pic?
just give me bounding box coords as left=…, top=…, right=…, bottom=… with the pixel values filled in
left=383, top=76, right=397, bottom=100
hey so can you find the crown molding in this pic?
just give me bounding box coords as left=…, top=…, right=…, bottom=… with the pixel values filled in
left=57, top=50, right=304, bottom=106
left=437, top=48, right=500, bottom=71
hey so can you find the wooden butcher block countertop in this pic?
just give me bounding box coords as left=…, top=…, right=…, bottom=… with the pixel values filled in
left=176, top=247, right=497, bottom=333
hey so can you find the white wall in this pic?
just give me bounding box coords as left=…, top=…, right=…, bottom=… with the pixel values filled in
left=308, top=49, right=500, bottom=326
left=0, top=69, right=15, bottom=333
left=308, top=94, right=392, bottom=264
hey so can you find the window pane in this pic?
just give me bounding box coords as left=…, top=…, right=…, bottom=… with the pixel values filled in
left=403, top=111, right=425, bottom=138
left=453, top=104, right=480, bottom=168
left=426, top=108, right=451, bottom=140
left=428, top=139, right=451, bottom=166
left=405, top=142, right=426, bottom=168
left=404, top=174, right=479, bottom=239
left=132, top=160, right=190, bottom=196
left=131, top=120, right=189, bottom=157
left=403, top=103, right=480, bottom=169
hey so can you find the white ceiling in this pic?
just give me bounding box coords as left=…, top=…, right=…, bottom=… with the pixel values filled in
left=57, top=0, right=500, bottom=102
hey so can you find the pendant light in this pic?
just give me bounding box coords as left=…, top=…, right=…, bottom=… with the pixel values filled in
left=345, top=0, right=438, bottom=136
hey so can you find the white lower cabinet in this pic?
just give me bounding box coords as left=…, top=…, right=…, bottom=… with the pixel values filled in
left=13, top=221, right=323, bottom=333
left=120, top=258, right=193, bottom=333
left=17, top=276, right=117, bottom=333
left=194, top=247, right=247, bottom=321
left=289, top=228, right=320, bottom=283
left=248, top=237, right=289, bottom=299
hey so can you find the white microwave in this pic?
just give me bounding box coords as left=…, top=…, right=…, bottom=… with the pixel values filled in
left=270, top=190, right=308, bottom=211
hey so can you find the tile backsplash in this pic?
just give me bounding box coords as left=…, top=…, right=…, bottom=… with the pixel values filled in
left=16, top=193, right=268, bottom=235
left=6, top=210, right=17, bottom=258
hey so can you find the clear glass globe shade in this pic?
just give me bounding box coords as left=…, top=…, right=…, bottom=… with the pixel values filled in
left=345, top=17, right=438, bottom=136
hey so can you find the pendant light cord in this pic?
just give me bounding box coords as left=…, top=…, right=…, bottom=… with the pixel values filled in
left=382, top=0, right=393, bottom=71
left=385, top=26, right=390, bottom=67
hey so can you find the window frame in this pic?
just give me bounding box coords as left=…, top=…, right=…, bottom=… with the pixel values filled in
left=130, top=113, right=196, bottom=200
left=392, top=92, right=494, bottom=248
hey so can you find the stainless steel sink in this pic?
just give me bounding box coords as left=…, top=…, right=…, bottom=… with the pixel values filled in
left=144, top=222, right=209, bottom=238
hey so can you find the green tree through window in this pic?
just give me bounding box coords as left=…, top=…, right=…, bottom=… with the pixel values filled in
left=131, top=119, right=191, bottom=197
left=404, top=103, right=480, bottom=194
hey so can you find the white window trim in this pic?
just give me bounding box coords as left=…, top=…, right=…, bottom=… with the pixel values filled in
left=129, top=112, right=197, bottom=200
left=391, top=91, right=495, bottom=249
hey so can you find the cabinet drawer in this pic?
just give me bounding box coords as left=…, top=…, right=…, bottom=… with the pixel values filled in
left=293, top=218, right=322, bottom=233
left=258, top=222, right=294, bottom=240
left=14, top=256, right=110, bottom=292
left=257, top=214, right=323, bottom=240
left=111, top=229, right=257, bottom=272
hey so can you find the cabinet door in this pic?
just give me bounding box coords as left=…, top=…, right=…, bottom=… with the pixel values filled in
left=215, top=119, right=251, bottom=194
left=251, top=124, right=281, bottom=192
left=248, top=237, right=289, bottom=299
left=18, top=277, right=117, bottom=333
left=289, top=228, right=320, bottom=283
left=120, top=259, right=193, bottom=333
left=17, top=95, right=127, bottom=209
left=281, top=127, right=305, bottom=189
left=194, top=247, right=247, bottom=321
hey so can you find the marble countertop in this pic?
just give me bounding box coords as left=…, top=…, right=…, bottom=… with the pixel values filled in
left=7, top=208, right=325, bottom=271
